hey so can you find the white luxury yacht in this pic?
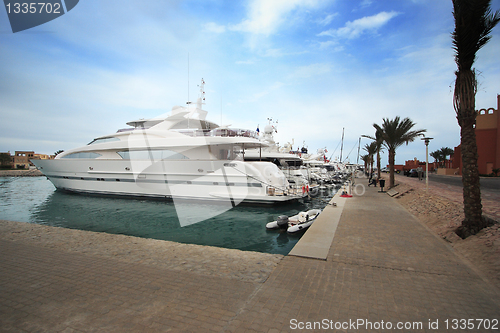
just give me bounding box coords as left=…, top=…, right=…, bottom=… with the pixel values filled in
left=243, top=121, right=309, bottom=193
left=32, top=80, right=302, bottom=205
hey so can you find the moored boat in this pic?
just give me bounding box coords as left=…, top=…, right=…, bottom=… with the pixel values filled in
left=31, top=80, right=303, bottom=205
left=244, top=120, right=309, bottom=198
left=266, top=208, right=322, bottom=233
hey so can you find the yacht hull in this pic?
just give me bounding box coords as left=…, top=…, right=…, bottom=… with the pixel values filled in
left=32, top=159, right=299, bottom=204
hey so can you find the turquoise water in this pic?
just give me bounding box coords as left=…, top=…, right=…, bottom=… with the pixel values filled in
left=0, top=176, right=336, bottom=255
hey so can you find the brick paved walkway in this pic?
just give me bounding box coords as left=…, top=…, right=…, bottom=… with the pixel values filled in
left=226, top=178, right=500, bottom=332
left=1, top=177, right=499, bottom=332
left=0, top=239, right=258, bottom=332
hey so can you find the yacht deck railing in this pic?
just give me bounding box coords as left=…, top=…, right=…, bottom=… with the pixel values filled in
left=174, top=128, right=260, bottom=139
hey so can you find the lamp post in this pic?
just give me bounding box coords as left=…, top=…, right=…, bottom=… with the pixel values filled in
left=420, top=136, right=433, bottom=190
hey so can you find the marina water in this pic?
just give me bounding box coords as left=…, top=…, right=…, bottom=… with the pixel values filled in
left=0, top=176, right=337, bottom=255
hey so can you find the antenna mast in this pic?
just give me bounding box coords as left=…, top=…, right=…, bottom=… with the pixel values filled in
left=187, top=53, right=190, bottom=104
left=196, top=78, right=206, bottom=109
left=356, top=137, right=361, bottom=166
left=340, top=127, right=344, bottom=163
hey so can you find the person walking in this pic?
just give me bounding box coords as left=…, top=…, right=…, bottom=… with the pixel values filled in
left=417, top=166, right=423, bottom=181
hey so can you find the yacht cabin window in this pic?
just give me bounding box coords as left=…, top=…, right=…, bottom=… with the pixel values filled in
left=61, top=152, right=102, bottom=159
left=117, top=150, right=188, bottom=160
left=212, top=145, right=244, bottom=161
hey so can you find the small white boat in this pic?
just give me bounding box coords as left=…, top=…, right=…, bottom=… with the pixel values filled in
left=266, top=209, right=322, bottom=233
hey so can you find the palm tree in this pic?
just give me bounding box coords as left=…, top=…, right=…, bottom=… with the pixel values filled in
left=430, top=150, right=442, bottom=166
left=360, top=154, right=370, bottom=175
left=362, top=128, right=384, bottom=180
left=373, top=117, right=426, bottom=188
left=363, top=142, right=377, bottom=179
left=440, top=147, right=454, bottom=168
left=431, top=147, right=454, bottom=167
left=0, top=153, right=12, bottom=169
left=452, top=0, right=499, bottom=238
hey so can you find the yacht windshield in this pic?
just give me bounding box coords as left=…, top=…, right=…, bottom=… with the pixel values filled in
left=88, top=137, right=120, bottom=145
left=211, top=128, right=259, bottom=139
left=173, top=128, right=259, bottom=139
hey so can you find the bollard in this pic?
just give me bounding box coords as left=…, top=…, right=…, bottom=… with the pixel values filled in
left=379, top=179, right=385, bottom=192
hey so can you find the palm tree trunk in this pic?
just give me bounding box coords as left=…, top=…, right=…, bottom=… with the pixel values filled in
left=376, top=151, right=381, bottom=180
left=454, top=68, right=486, bottom=237
left=459, top=122, right=484, bottom=235
left=388, top=148, right=395, bottom=188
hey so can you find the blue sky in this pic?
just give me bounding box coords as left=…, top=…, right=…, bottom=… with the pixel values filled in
left=1, top=0, right=499, bottom=165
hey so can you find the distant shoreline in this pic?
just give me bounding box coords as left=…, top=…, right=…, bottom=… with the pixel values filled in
left=0, top=169, right=43, bottom=177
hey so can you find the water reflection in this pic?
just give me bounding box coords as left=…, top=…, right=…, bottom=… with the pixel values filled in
left=1, top=177, right=337, bottom=255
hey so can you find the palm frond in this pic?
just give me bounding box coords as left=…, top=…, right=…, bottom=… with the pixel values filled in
left=452, top=0, right=500, bottom=70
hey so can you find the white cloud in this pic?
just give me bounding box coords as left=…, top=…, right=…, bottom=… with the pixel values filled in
left=319, top=11, right=400, bottom=39
left=203, top=22, right=226, bottom=33
left=317, top=40, right=343, bottom=51
left=287, top=63, right=332, bottom=79
left=230, top=0, right=322, bottom=35
left=262, top=48, right=285, bottom=57
left=237, top=81, right=286, bottom=103
left=360, top=0, right=373, bottom=8
left=236, top=60, right=256, bottom=65
left=317, top=13, right=338, bottom=26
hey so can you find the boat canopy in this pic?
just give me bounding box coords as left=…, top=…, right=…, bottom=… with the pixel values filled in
left=125, top=119, right=164, bottom=129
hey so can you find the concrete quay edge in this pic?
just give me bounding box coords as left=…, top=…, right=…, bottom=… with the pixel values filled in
left=288, top=185, right=346, bottom=260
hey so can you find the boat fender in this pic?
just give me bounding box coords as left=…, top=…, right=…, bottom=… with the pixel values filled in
left=276, top=215, right=289, bottom=229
